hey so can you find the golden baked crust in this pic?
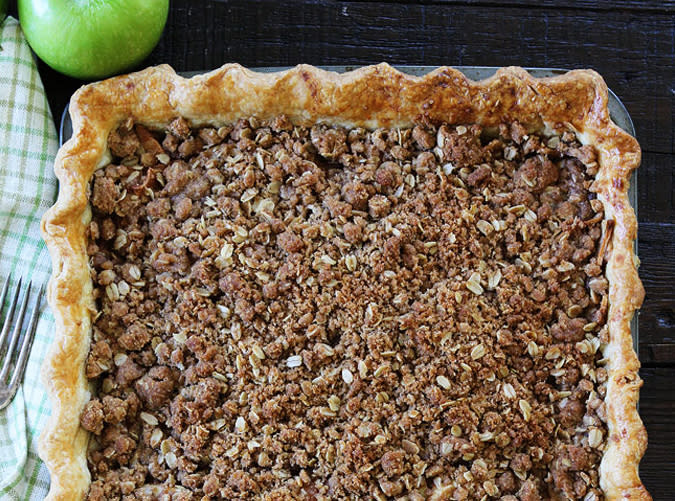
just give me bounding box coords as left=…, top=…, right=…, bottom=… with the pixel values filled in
left=39, top=64, right=648, bottom=500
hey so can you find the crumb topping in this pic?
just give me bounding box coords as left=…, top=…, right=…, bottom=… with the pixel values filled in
left=82, top=115, right=610, bottom=500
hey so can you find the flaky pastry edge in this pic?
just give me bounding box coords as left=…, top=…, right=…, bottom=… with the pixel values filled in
left=39, top=63, right=648, bottom=500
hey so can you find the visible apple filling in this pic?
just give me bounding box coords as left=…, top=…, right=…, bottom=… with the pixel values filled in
left=81, top=115, right=610, bottom=500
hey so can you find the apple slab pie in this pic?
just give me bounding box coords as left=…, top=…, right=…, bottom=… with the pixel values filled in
left=39, top=65, right=649, bottom=500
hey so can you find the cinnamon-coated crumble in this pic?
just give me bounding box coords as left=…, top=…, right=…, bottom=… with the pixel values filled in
left=81, top=114, right=610, bottom=500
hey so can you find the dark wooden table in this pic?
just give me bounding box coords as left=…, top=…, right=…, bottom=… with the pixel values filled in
left=14, top=0, right=675, bottom=497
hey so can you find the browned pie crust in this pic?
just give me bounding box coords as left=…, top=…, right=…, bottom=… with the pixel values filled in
left=39, top=64, right=648, bottom=500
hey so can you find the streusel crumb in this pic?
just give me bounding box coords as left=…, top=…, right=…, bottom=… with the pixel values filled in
left=82, top=115, right=609, bottom=500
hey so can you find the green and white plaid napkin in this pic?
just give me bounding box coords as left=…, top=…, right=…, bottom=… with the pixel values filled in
left=0, top=16, right=58, bottom=500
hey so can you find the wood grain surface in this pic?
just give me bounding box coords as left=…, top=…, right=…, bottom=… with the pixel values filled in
left=20, top=0, right=674, bottom=497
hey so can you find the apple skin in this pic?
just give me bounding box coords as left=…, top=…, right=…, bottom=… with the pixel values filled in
left=18, top=0, right=169, bottom=80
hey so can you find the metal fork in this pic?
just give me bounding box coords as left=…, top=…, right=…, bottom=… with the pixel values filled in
left=0, top=275, right=45, bottom=411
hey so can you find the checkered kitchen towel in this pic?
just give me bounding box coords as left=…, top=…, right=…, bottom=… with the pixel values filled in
left=0, top=16, right=58, bottom=500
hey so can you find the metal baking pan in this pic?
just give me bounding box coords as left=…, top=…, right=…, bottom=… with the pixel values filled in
left=58, top=65, right=639, bottom=350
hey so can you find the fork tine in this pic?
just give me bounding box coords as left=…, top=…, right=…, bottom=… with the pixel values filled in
left=0, top=280, right=31, bottom=382
left=0, top=273, right=12, bottom=312
left=0, top=276, right=22, bottom=357
left=6, top=282, right=44, bottom=398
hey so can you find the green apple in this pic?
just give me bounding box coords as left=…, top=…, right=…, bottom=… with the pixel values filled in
left=18, top=0, right=169, bottom=80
